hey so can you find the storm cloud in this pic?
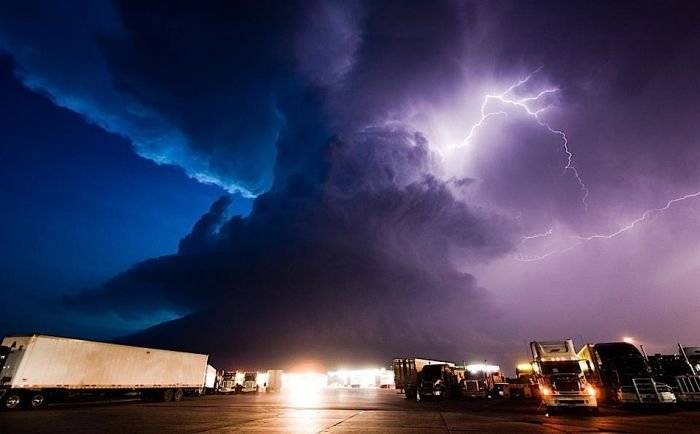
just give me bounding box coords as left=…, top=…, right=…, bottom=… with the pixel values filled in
left=2, top=0, right=700, bottom=367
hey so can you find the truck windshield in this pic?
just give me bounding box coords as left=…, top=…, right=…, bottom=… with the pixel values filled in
left=541, top=361, right=581, bottom=375
left=421, top=365, right=444, bottom=381
left=244, top=373, right=256, bottom=381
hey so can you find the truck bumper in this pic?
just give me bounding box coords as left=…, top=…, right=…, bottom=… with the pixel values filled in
left=544, top=394, right=597, bottom=408
left=618, top=391, right=677, bottom=405
left=678, top=393, right=700, bottom=402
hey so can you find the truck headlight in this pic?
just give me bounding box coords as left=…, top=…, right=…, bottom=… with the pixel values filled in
left=541, top=386, right=552, bottom=396
left=586, top=385, right=596, bottom=397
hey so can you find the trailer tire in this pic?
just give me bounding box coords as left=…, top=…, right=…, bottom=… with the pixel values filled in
left=173, top=388, right=184, bottom=402
left=27, top=392, right=47, bottom=409
left=162, top=389, right=174, bottom=402
left=3, top=391, right=24, bottom=411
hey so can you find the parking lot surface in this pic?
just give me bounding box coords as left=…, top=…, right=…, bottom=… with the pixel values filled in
left=2, top=388, right=700, bottom=433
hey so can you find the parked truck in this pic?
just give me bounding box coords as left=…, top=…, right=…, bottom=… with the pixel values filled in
left=646, top=344, right=700, bottom=403
left=456, top=364, right=503, bottom=398
left=530, top=340, right=598, bottom=411
left=416, top=363, right=463, bottom=401
left=240, top=372, right=259, bottom=393
left=392, top=357, right=453, bottom=399
left=0, top=334, right=211, bottom=410
left=577, top=342, right=676, bottom=406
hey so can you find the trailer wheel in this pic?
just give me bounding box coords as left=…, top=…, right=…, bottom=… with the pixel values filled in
left=27, top=392, right=47, bottom=409
left=3, top=391, right=24, bottom=411
left=173, top=388, right=184, bottom=402
left=162, top=389, right=174, bottom=402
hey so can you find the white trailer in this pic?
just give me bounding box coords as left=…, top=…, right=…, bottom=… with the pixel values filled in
left=204, top=364, right=218, bottom=394
left=266, top=369, right=283, bottom=393
left=0, top=334, right=210, bottom=410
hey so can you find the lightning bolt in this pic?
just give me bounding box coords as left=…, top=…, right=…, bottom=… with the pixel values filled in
left=456, top=67, right=590, bottom=206
left=517, top=191, right=700, bottom=262
left=574, top=191, right=700, bottom=241
left=452, top=69, right=699, bottom=262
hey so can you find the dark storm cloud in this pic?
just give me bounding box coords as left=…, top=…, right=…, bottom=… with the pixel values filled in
left=0, top=0, right=337, bottom=196
left=69, top=128, right=514, bottom=365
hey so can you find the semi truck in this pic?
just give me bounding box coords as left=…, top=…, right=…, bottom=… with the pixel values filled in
left=577, top=342, right=676, bottom=406
left=392, top=357, right=453, bottom=399
left=218, top=370, right=242, bottom=394
left=456, top=364, right=503, bottom=398
left=646, top=344, right=700, bottom=403
left=416, top=363, right=463, bottom=401
left=240, top=372, right=259, bottom=393
left=530, top=340, right=598, bottom=411
left=0, top=334, right=212, bottom=410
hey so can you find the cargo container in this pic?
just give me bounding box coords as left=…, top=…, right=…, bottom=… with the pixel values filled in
left=0, top=334, right=210, bottom=410
left=266, top=369, right=283, bottom=393
left=204, top=365, right=218, bottom=394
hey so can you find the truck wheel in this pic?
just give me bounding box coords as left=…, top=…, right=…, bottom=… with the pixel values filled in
left=3, top=391, right=24, bottom=411
left=27, top=392, right=47, bottom=409
left=173, top=388, right=184, bottom=402
left=162, top=389, right=174, bottom=402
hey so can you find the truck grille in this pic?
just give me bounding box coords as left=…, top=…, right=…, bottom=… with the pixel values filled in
left=552, top=377, right=580, bottom=392
left=632, top=378, right=660, bottom=402
left=676, top=376, right=700, bottom=394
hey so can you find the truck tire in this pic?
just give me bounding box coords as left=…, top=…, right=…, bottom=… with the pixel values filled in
left=173, top=388, right=184, bottom=402
left=27, top=392, right=47, bottom=409
left=161, top=389, right=174, bottom=402
left=3, top=391, right=24, bottom=411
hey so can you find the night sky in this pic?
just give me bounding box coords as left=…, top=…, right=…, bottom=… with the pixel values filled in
left=1, top=0, right=699, bottom=370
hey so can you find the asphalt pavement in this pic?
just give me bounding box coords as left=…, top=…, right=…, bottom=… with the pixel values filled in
left=1, top=388, right=699, bottom=433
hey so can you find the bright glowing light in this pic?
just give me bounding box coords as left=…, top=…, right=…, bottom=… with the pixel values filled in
left=516, top=363, right=533, bottom=372
left=454, top=67, right=589, bottom=207
left=587, top=385, right=596, bottom=397
left=541, top=386, right=552, bottom=396
left=327, top=367, right=393, bottom=388
left=466, top=363, right=500, bottom=373
left=623, top=336, right=634, bottom=344
left=282, top=372, right=327, bottom=406
left=256, top=372, right=268, bottom=387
